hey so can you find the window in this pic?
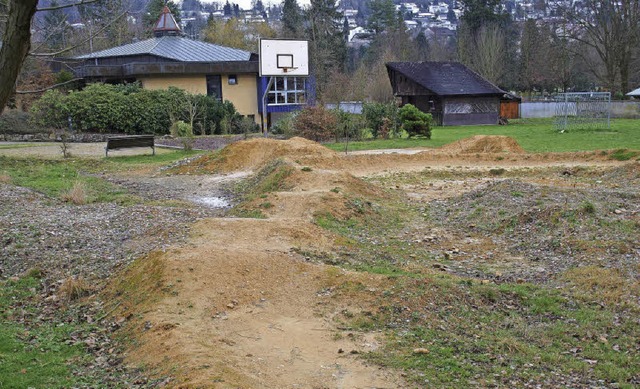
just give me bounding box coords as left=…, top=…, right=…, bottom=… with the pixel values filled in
left=206, top=75, right=222, bottom=101
left=228, top=75, right=237, bottom=85
left=267, top=77, right=307, bottom=105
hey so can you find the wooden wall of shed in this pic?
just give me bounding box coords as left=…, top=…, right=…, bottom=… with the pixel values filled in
left=500, top=101, right=520, bottom=119
left=442, top=96, right=500, bottom=126
left=389, top=69, right=433, bottom=95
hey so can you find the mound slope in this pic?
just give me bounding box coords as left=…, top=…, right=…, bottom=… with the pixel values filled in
left=190, top=137, right=338, bottom=173
left=439, top=135, right=525, bottom=154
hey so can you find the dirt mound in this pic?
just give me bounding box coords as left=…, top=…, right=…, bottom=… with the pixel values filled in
left=439, top=135, right=525, bottom=154
left=187, top=137, right=338, bottom=173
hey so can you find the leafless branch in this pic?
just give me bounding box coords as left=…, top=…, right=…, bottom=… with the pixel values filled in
left=36, top=0, right=101, bottom=12
left=29, top=11, right=127, bottom=57
left=15, top=78, right=83, bottom=94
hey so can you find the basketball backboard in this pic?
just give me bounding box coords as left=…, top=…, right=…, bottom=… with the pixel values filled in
left=259, top=39, right=309, bottom=77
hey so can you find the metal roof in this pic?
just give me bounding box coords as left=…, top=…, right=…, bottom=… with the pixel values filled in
left=154, top=6, right=181, bottom=33
left=627, top=87, right=640, bottom=96
left=75, top=36, right=253, bottom=62
left=386, top=61, right=505, bottom=96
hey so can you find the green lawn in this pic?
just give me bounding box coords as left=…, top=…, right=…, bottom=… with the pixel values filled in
left=325, top=118, right=640, bottom=153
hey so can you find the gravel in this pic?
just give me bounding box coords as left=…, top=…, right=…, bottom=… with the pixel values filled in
left=0, top=183, right=223, bottom=280
left=426, top=172, right=640, bottom=284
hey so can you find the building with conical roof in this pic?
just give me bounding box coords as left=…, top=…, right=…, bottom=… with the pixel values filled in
left=68, top=6, right=313, bottom=127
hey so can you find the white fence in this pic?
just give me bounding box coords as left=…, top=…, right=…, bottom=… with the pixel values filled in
left=521, top=101, right=640, bottom=119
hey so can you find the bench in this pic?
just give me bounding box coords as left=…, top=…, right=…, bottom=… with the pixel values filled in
left=105, top=135, right=155, bottom=157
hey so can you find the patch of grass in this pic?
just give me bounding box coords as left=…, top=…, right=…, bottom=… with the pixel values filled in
left=0, top=156, right=140, bottom=205
left=0, top=276, right=100, bottom=388
left=609, top=149, right=640, bottom=161
left=325, top=118, right=640, bottom=153
left=229, top=208, right=267, bottom=219
left=233, top=159, right=294, bottom=201
left=301, top=166, right=313, bottom=172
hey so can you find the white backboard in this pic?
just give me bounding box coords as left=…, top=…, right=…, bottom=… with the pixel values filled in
left=259, top=39, right=309, bottom=77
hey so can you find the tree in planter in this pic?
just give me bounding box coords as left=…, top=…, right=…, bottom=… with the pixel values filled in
left=399, top=104, right=432, bottom=139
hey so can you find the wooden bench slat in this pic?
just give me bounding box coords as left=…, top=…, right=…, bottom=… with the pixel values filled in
left=105, top=135, right=155, bottom=157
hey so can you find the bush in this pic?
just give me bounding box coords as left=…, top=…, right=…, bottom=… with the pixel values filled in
left=30, top=83, right=241, bottom=136
left=399, top=103, right=432, bottom=138
left=30, top=89, right=70, bottom=129
left=270, top=111, right=298, bottom=137
left=333, top=109, right=368, bottom=141
left=0, top=110, right=40, bottom=135
left=292, top=106, right=338, bottom=142
left=362, top=102, right=399, bottom=139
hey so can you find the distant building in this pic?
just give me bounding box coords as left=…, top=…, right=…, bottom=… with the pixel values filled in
left=69, top=6, right=312, bottom=127
left=386, top=61, right=507, bottom=126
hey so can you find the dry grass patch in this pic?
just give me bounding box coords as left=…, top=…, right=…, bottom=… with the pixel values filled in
left=563, top=266, right=640, bottom=307
left=60, top=181, right=88, bottom=205
left=59, top=276, right=92, bottom=302
left=0, top=173, right=11, bottom=183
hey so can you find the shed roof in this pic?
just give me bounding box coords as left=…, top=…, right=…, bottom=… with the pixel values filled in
left=386, top=61, right=505, bottom=96
left=74, top=36, right=253, bottom=63
left=627, top=87, right=640, bottom=96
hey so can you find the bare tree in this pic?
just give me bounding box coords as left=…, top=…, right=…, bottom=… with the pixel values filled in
left=0, top=0, right=102, bottom=113
left=472, top=24, right=506, bottom=85
left=562, top=0, right=640, bottom=95
left=0, top=0, right=39, bottom=113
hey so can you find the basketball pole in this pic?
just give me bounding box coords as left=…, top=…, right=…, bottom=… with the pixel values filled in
left=261, top=76, right=275, bottom=137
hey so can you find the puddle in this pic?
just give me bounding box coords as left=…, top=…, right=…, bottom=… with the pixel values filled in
left=192, top=196, right=231, bottom=208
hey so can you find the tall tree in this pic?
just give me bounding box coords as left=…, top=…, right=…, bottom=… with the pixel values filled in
left=519, top=19, right=545, bottom=94
left=40, top=0, right=69, bottom=50
left=281, top=0, right=302, bottom=38
left=305, top=0, right=346, bottom=98
left=0, top=0, right=39, bottom=113
left=204, top=17, right=275, bottom=51
left=562, top=0, right=640, bottom=95
left=367, top=0, right=397, bottom=35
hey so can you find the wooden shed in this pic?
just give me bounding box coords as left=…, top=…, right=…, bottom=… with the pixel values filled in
left=500, top=93, right=521, bottom=119
left=386, top=62, right=507, bottom=126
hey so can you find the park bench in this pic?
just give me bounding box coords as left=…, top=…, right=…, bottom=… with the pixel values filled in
left=105, top=135, right=155, bottom=157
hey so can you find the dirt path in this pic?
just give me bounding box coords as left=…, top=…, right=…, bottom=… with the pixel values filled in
left=104, top=137, right=635, bottom=388
left=8, top=136, right=627, bottom=387
left=126, top=218, right=403, bottom=388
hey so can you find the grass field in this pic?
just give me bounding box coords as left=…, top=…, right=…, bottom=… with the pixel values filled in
left=325, top=118, right=640, bottom=153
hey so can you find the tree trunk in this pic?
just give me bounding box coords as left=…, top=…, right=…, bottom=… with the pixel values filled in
left=0, top=0, right=38, bottom=114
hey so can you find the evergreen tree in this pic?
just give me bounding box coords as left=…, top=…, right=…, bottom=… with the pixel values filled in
left=281, top=0, right=303, bottom=38
left=223, top=1, right=232, bottom=16
left=367, top=0, right=397, bottom=35
left=305, top=0, right=346, bottom=97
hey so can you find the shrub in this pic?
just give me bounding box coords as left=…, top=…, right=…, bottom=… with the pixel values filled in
left=399, top=103, right=432, bottom=138
left=30, top=83, right=241, bottom=136
left=30, top=89, right=70, bottom=129
left=292, top=106, right=338, bottom=142
left=270, top=111, right=299, bottom=138
left=362, top=102, right=399, bottom=139
left=171, top=120, right=194, bottom=151
left=0, top=110, right=40, bottom=135
left=60, top=181, right=87, bottom=205
left=333, top=109, right=368, bottom=142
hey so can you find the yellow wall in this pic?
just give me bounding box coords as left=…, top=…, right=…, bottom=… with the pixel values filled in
left=140, top=76, right=207, bottom=95
left=221, top=74, right=259, bottom=122
left=139, top=74, right=259, bottom=124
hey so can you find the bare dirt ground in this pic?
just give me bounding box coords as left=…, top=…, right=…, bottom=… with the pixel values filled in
left=2, top=136, right=637, bottom=388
